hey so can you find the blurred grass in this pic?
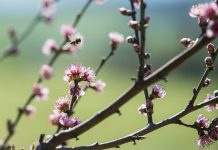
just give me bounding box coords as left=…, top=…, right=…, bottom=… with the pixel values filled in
left=0, top=0, right=218, bottom=149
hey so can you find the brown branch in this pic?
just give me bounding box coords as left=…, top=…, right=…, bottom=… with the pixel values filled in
left=35, top=35, right=214, bottom=150
left=58, top=96, right=218, bottom=150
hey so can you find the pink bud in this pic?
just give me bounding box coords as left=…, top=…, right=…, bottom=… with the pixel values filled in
left=207, top=43, right=216, bottom=54
left=180, top=38, right=192, bottom=47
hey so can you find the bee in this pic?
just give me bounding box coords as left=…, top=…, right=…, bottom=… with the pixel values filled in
left=70, top=38, right=81, bottom=46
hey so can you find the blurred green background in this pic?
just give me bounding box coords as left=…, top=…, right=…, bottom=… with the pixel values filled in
left=0, top=0, right=218, bottom=149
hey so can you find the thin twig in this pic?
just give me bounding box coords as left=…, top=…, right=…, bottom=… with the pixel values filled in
left=186, top=48, right=218, bottom=109
left=55, top=97, right=218, bottom=150
left=38, top=35, right=213, bottom=150
left=73, top=0, right=94, bottom=27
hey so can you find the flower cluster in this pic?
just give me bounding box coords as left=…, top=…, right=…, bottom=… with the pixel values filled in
left=195, top=115, right=218, bottom=148
left=49, top=96, right=81, bottom=128
left=138, top=84, right=166, bottom=115
left=49, top=112, right=81, bottom=128
left=42, top=25, right=83, bottom=55
left=204, top=90, right=218, bottom=112
left=40, top=0, right=56, bottom=24
left=64, top=64, right=95, bottom=84
left=189, top=2, right=218, bottom=38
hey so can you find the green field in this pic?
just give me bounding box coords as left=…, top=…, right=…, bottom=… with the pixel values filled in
left=0, top=0, right=218, bottom=149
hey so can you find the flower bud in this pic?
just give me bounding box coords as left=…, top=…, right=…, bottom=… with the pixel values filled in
left=128, top=20, right=140, bottom=30
left=203, top=78, right=211, bottom=87
left=143, top=16, right=151, bottom=28
left=144, top=53, right=151, bottom=60
left=180, top=38, right=192, bottom=47
left=213, top=90, right=218, bottom=97
left=126, top=36, right=137, bottom=44
left=204, top=56, right=213, bottom=69
left=207, top=43, right=216, bottom=54
left=133, top=44, right=140, bottom=53
left=138, top=104, right=147, bottom=115
left=119, top=7, right=133, bottom=16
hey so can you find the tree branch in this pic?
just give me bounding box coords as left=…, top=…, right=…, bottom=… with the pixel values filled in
left=58, top=96, right=218, bottom=150
left=38, top=35, right=213, bottom=150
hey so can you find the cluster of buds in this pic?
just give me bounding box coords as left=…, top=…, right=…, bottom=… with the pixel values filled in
left=195, top=115, right=218, bottom=148
left=42, top=25, right=83, bottom=55
left=189, top=2, right=218, bottom=37
left=138, top=84, right=166, bottom=115
left=204, top=43, right=217, bottom=69
left=204, top=90, right=218, bottom=112
left=40, top=0, right=56, bottom=24
left=49, top=64, right=106, bottom=129
left=49, top=96, right=81, bottom=128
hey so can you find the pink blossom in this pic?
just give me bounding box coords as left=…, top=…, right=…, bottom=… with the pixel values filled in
left=69, top=83, right=85, bottom=97
left=83, top=67, right=96, bottom=83
left=40, top=0, right=56, bottom=23
left=206, top=20, right=218, bottom=38
left=55, top=96, right=71, bottom=112
left=49, top=112, right=66, bottom=126
left=24, top=105, right=36, bottom=118
left=197, top=134, right=213, bottom=149
left=32, top=83, right=49, bottom=101
left=60, top=25, right=77, bottom=39
left=189, top=3, right=218, bottom=20
left=189, top=4, right=204, bottom=18
left=204, top=94, right=218, bottom=112
left=59, top=115, right=81, bottom=128
left=42, top=39, right=57, bottom=55
left=150, top=84, right=166, bottom=99
left=40, top=64, right=53, bottom=80
left=196, top=114, right=210, bottom=129
left=89, top=80, right=106, bottom=93
left=108, top=32, right=124, bottom=48
left=63, top=64, right=86, bottom=84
